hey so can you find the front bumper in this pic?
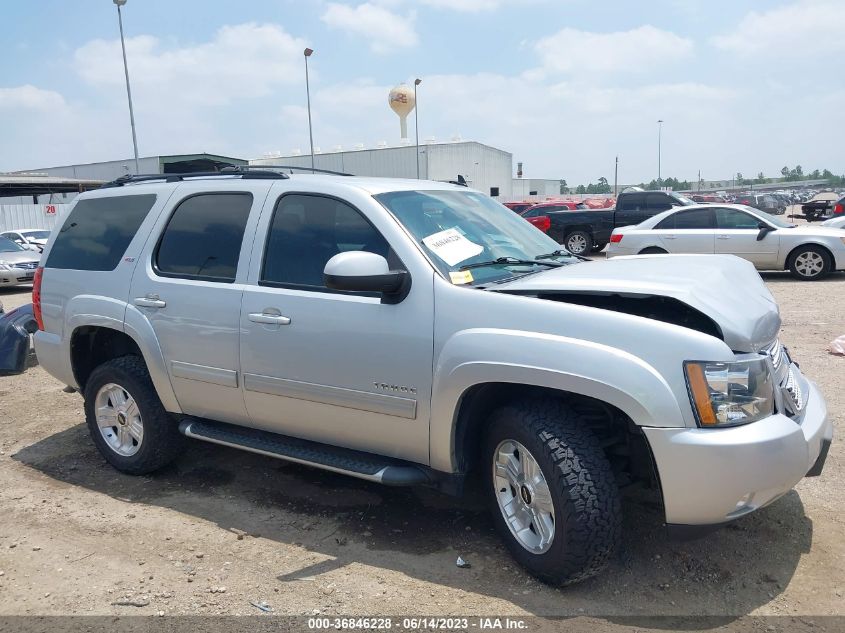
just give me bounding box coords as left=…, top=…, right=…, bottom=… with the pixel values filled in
left=0, top=266, right=37, bottom=286
left=643, top=376, right=833, bottom=528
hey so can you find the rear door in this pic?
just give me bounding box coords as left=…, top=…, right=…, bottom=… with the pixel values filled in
left=653, top=208, right=716, bottom=253
left=129, top=183, right=269, bottom=424
left=714, top=207, right=779, bottom=268
left=616, top=193, right=649, bottom=225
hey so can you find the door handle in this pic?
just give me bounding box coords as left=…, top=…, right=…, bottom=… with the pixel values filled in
left=663, top=235, right=677, bottom=240
left=716, top=235, right=730, bottom=240
left=249, top=312, right=291, bottom=325
left=134, top=294, right=166, bottom=309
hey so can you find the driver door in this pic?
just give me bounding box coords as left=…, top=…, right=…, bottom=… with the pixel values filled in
left=714, top=207, right=779, bottom=268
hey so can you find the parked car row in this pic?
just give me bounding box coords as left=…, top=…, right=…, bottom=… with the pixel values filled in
left=0, top=229, right=51, bottom=252
left=606, top=203, right=845, bottom=281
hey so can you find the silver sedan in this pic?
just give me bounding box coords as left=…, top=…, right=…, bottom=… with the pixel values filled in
left=607, top=204, right=845, bottom=280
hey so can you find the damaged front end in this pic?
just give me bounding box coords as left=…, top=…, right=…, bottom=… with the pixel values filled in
left=0, top=304, right=37, bottom=376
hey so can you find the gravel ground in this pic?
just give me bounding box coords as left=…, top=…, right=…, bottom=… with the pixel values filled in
left=0, top=230, right=842, bottom=626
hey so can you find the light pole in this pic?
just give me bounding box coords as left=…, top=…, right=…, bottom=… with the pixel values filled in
left=414, top=78, right=422, bottom=179
left=304, top=48, right=315, bottom=173
left=657, top=119, right=664, bottom=185
left=113, top=0, right=139, bottom=174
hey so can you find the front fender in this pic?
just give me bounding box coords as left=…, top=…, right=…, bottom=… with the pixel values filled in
left=429, top=328, right=686, bottom=472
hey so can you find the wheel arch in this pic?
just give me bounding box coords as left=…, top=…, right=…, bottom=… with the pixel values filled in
left=70, top=317, right=180, bottom=413
left=783, top=241, right=835, bottom=271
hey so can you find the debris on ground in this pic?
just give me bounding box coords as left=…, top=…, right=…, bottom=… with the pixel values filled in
left=456, top=556, right=471, bottom=569
left=111, top=598, right=151, bottom=607
left=250, top=601, right=272, bottom=612
left=829, top=335, right=845, bottom=356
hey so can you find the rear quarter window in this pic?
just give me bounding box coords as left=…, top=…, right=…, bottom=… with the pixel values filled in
left=46, top=194, right=157, bottom=271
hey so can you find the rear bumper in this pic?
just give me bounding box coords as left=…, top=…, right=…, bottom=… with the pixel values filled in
left=644, top=378, right=833, bottom=528
left=33, top=330, right=77, bottom=388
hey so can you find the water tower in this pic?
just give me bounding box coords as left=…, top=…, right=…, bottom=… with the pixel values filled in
left=388, top=84, right=416, bottom=140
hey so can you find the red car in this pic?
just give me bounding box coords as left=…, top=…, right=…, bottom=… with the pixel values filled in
left=502, top=201, right=536, bottom=213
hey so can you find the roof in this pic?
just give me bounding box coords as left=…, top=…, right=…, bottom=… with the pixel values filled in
left=0, top=174, right=104, bottom=198
left=86, top=173, right=471, bottom=197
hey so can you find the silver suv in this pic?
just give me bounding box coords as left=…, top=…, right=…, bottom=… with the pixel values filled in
left=32, top=171, right=832, bottom=585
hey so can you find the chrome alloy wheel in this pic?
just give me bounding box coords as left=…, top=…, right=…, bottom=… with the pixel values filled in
left=794, top=251, right=825, bottom=277
left=566, top=234, right=588, bottom=254
left=95, top=383, right=143, bottom=457
left=493, top=440, right=556, bottom=554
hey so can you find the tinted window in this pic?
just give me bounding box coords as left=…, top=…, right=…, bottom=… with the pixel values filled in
left=657, top=208, right=714, bottom=230
left=46, top=194, right=156, bottom=271
left=155, top=193, right=252, bottom=283
left=522, top=207, right=542, bottom=218
left=715, top=208, right=760, bottom=229
left=619, top=194, right=643, bottom=211
left=646, top=193, right=673, bottom=211
left=262, top=194, right=390, bottom=290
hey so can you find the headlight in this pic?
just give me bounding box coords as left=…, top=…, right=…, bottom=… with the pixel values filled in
left=0, top=261, right=11, bottom=271
left=684, top=357, right=775, bottom=427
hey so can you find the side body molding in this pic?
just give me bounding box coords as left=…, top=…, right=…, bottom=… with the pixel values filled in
left=429, top=328, right=685, bottom=472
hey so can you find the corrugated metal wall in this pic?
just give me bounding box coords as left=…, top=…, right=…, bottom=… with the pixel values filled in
left=251, top=141, right=513, bottom=199
left=0, top=204, right=70, bottom=232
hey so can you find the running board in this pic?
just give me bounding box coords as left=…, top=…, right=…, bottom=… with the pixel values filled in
left=178, top=418, right=432, bottom=486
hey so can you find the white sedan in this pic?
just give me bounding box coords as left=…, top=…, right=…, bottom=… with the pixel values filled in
left=822, top=215, right=845, bottom=229
left=0, top=229, right=51, bottom=253
left=607, top=204, right=845, bottom=280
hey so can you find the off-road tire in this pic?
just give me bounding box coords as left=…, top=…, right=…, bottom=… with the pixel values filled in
left=84, top=355, right=184, bottom=475
left=564, top=231, right=593, bottom=256
left=482, top=399, right=622, bottom=585
left=787, top=245, right=831, bottom=281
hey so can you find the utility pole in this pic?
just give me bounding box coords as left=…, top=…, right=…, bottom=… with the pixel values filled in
left=114, top=0, right=140, bottom=174
left=614, top=156, right=618, bottom=197
left=303, top=48, right=315, bottom=173
left=657, top=119, right=664, bottom=185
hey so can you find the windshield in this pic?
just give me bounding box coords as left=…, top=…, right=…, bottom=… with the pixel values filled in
left=670, top=192, right=695, bottom=206
left=0, top=237, right=25, bottom=253
left=22, top=230, right=50, bottom=240
left=375, top=190, right=578, bottom=284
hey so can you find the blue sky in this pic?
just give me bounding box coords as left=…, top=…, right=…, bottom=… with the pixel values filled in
left=2, top=0, right=843, bottom=184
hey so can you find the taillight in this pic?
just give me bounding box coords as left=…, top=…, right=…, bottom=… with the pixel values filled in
left=535, top=216, right=551, bottom=232
left=834, top=203, right=844, bottom=215
left=32, top=267, right=44, bottom=331
left=610, top=234, right=623, bottom=243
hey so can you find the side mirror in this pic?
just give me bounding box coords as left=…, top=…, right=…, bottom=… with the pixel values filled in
left=757, top=222, right=774, bottom=241
left=324, top=252, right=410, bottom=303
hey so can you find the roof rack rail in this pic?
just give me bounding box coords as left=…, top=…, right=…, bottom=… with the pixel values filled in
left=101, top=167, right=290, bottom=189
left=244, top=165, right=354, bottom=177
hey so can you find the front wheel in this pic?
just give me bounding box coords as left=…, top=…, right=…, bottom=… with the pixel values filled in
left=564, top=231, right=593, bottom=256
left=482, top=399, right=621, bottom=585
left=788, top=245, right=831, bottom=280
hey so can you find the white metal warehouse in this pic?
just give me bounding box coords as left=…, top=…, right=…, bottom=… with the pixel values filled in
left=250, top=140, right=513, bottom=201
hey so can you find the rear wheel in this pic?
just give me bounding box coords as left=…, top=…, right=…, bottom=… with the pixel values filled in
left=564, top=231, right=593, bottom=256
left=788, top=245, right=831, bottom=280
left=84, top=355, right=184, bottom=475
left=482, top=399, right=621, bottom=585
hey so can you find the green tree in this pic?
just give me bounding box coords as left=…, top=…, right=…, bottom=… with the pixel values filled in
left=559, top=179, right=569, bottom=194
left=575, top=184, right=587, bottom=194
left=755, top=171, right=766, bottom=184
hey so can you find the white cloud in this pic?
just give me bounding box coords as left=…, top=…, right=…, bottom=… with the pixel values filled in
left=321, top=3, right=418, bottom=54
left=74, top=23, right=307, bottom=105
left=711, top=0, right=845, bottom=56
left=0, top=85, right=66, bottom=111
left=535, top=25, right=693, bottom=74
left=421, top=0, right=503, bottom=11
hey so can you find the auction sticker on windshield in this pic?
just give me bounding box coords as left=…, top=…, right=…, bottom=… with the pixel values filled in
left=422, top=228, right=483, bottom=266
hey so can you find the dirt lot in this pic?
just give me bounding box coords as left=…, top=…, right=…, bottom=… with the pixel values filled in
left=0, top=252, right=843, bottom=626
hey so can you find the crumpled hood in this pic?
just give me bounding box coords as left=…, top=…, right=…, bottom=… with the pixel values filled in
left=495, top=254, right=780, bottom=352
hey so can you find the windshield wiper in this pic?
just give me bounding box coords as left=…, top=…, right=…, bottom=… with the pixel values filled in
left=460, top=257, right=563, bottom=271
left=535, top=249, right=590, bottom=262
